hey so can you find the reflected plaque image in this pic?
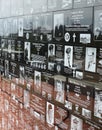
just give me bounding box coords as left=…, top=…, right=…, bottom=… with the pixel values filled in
left=94, top=6, right=102, bottom=41
left=23, top=15, right=33, bottom=40
left=33, top=15, right=41, bottom=42
left=40, top=13, right=52, bottom=43
left=53, top=13, right=64, bottom=42
left=18, top=17, right=23, bottom=37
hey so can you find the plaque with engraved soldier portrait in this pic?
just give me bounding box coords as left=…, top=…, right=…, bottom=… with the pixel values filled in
left=64, top=45, right=73, bottom=75
left=85, top=47, right=97, bottom=73
left=40, top=13, right=52, bottom=43
left=24, top=42, right=31, bottom=62
left=9, top=61, right=19, bottom=78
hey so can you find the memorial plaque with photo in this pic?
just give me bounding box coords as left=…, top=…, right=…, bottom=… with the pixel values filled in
left=64, top=7, right=93, bottom=44
left=19, top=65, right=25, bottom=85
left=48, top=43, right=55, bottom=60
left=34, top=70, right=42, bottom=94
left=73, top=46, right=85, bottom=71
left=64, top=45, right=73, bottom=76
left=94, top=88, right=102, bottom=124
left=9, top=61, right=19, bottom=78
left=4, top=60, right=9, bottom=78
left=55, top=44, right=64, bottom=75
left=24, top=90, right=30, bottom=109
left=33, top=15, right=41, bottom=43
left=85, top=47, right=97, bottom=73
left=66, top=78, right=94, bottom=117
left=30, top=42, right=47, bottom=70
left=94, top=6, right=102, bottom=42
left=70, top=114, right=83, bottom=130
left=54, top=106, right=70, bottom=130
left=41, top=72, right=54, bottom=100
left=40, top=13, right=52, bottom=43
left=15, top=40, right=24, bottom=62
left=1, top=39, right=8, bottom=58
left=54, top=75, right=66, bottom=104
left=46, top=102, right=54, bottom=127
left=7, top=39, right=12, bottom=59
left=97, top=48, right=102, bottom=82
left=24, top=42, right=31, bottom=62
left=0, top=58, right=4, bottom=73
left=24, top=65, right=33, bottom=91
left=10, top=39, right=16, bottom=61
left=23, top=0, right=33, bottom=15
left=30, top=94, right=46, bottom=120
left=53, top=12, right=64, bottom=42
left=23, top=15, right=33, bottom=41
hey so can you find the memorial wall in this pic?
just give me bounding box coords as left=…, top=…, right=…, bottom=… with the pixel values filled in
left=0, top=0, right=102, bottom=129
